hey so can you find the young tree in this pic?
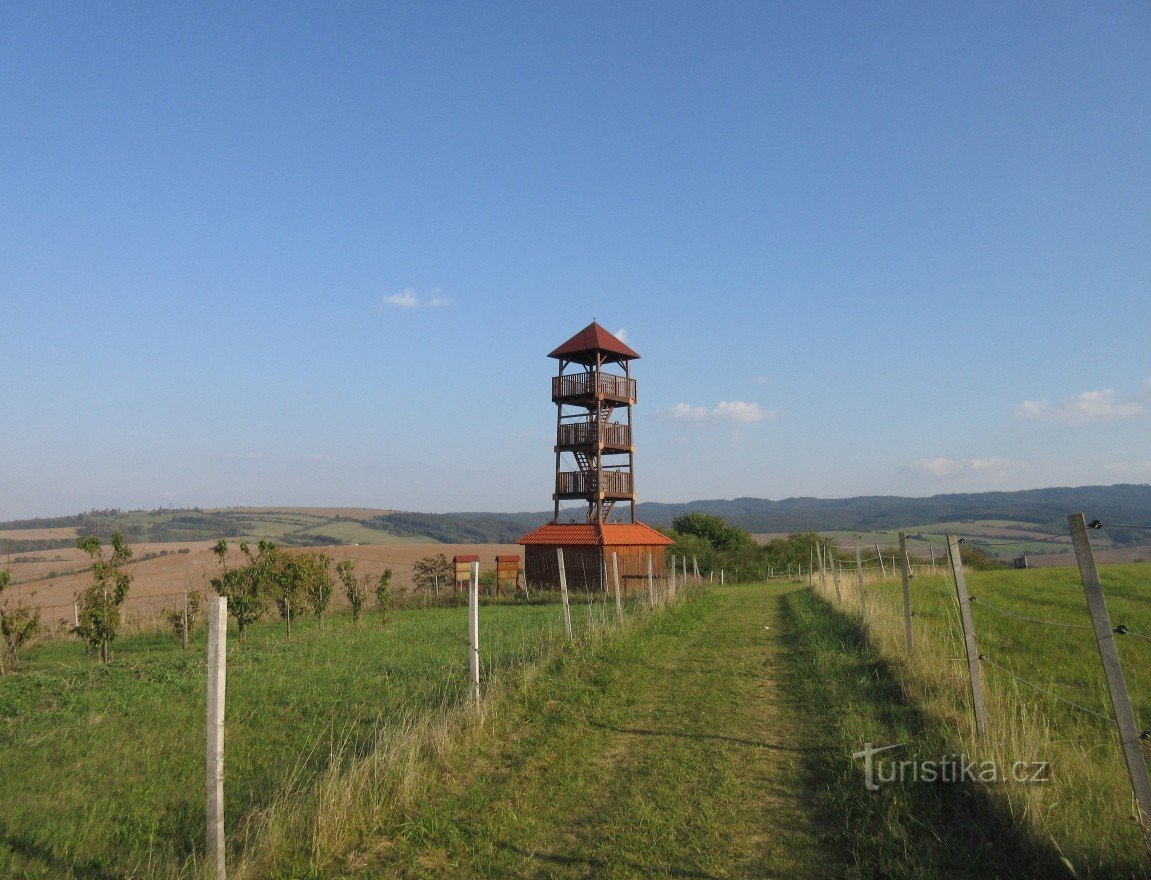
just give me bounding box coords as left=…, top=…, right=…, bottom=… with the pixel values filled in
left=75, top=532, right=133, bottom=662
left=336, top=559, right=367, bottom=625
left=165, top=590, right=202, bottom=645
left=296, top=551, right=334, bottom=630
left=210, top=540, right=268, bottom=640
left=376, top=569, right=393, bottom=621
left=412, top=553, right=452, bottom=594
left=0, top=569, right=42, bottom=674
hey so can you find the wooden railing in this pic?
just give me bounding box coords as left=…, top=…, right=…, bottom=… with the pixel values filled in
left=557, top=421, right=631, bottom=448
left=556, top=471, right=634, bottom=496
left=552, top=372, right=636, bottom=403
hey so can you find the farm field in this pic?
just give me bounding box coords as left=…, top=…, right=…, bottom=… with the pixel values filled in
left=3, top=540, right=522, bottom=622
left=0, top=592, right=618, bottom=880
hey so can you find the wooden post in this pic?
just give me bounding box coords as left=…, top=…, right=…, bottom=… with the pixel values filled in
left=1069, top=513, right=1151, bottom=860
left=929, top=547, right=936, bottom=575
left=182, top=589, right=190, bottom=649
left=433, top=574, right=439, bottom=597
left=946, top=535, right=986, bottom=739
left=669, top=553, right=676, bottom=600
left=875, top=543, right=886, bottom=578
left=829, top=547, right=842, bottom=604
left=854, top=541, right=866, bottom=619
left=720, top=568, right=725, bottom=586
left=469, top=561, right=480, bottom=702
left=612, top=552, right=623, bottom=622
left=693, top=556, right=699, bottom=580
left=647, top=553, right=655, bottom=606
left=73, top=598, right=79, bottom=630
left=808, top=547, right=814, bottom=587
left=817, top=543, right=826, bottom=594
left=206, top=596, right=227, bottom=880
left=898, top=532, right=914, bottom=657
left=556, top=549, right=573, bottom=640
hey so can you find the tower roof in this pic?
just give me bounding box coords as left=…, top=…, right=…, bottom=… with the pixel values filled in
left=548, top=322, right=640, bottom=365
left=517, top=521, right=673, bottom=547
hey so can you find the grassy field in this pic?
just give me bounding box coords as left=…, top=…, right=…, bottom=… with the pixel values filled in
left=0, top=592, right=624, bottom=879
left=814, top=561, right=1151, bottom=878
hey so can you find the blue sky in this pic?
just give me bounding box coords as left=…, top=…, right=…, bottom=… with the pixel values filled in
left=2, top=2, right=1149, bottom=520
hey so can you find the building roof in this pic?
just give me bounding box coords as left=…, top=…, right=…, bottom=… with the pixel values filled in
left=548, top=322, right=640, bottom=364
left=517, top=521, right=673, bottom=547
left=453, top=554, right=480, bottom=563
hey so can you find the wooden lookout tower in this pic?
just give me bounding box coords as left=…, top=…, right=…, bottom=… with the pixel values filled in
left=518, top=323, right=672, bottom=592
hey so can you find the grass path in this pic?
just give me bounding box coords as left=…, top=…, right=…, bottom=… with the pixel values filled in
left=364, top=584, right=833, bottom=879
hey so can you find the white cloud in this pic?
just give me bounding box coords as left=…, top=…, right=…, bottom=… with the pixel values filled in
left=1015, top=384, right=1147, bottom=426
left=910, top=457, right=1027, bottom=477
left=665, top=400, right=778, bottom=425
left=382, top=287, right=447, bottom=309
left=614, top=327, right=629, bottom=344
left=753, top=376, right=769, bottom=385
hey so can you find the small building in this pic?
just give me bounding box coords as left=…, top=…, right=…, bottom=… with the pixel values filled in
left=517, top=322, right=673, bottom=592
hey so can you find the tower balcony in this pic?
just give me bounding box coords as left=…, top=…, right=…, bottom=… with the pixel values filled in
left=555, top=470, right=634, bottom=499
left=556, top=421, right=632, bottom=451
left=552, top=372, right=636, bottom=406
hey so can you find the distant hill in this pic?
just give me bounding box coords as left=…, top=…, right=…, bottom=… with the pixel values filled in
left=2, top=484, right=1147, bottom=553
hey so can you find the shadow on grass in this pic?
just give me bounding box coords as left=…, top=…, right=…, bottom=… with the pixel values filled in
left=777, top=588, right=1070, bottom=880
left=586, top=719, right=828, bottom=753
left=494, top=839, right=721, bottom=879
left=0, top=823, right=126, bottom=880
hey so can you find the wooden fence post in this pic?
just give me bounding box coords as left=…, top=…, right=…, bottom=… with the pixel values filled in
left=875, top=543, right=886, bottom=578
left=1069, top=513, right=1151, bottom=860
left=898, top=532, right=914, bottom=657
left=693, top=556, right=700, bottom=580
left=647, top=553, right=655, bottom=606
left=182, top=590, right=190, bottom=649
left=929, top=547, right=936, bottom=575
left=469, top=561, right=480, bottom=703
left=557, top=549, right=573, bottom=640
left=669, top=554, right=677, bottom=600
left=206, top=596, right=227, bottom=880
left=829, top=546, right=842, bottom=604
left=817, top=543, right=826, bottom=594
left=946, top=535, right=986, bottom=739
left=854, top=541, right=867, bottom=619
left=612, top=552, right=623, bottom=622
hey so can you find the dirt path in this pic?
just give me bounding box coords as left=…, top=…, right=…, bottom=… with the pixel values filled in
left=369, top=583, right=837, bottom=879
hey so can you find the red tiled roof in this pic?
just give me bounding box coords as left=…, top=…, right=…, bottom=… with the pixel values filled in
left=495, top=555, right=520, bottom=561
left=453, top=554, right=480, bottom=562
left=517, top=521, right=673, bottom=547
left=548, top=322, right=640, bottom=362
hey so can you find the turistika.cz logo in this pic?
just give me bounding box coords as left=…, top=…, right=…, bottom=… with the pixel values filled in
left=852, top=743, right=1051, bottom=791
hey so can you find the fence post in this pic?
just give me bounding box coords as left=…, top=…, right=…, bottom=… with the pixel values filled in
left=647, top=553, right=655, bottom=606
left=612, top=552, right=623, bottom=622
left=720, top=568, right=725, bottom=586
left=557, top=549, right=573, bottom=640
left=929, top=547, right=936, bottom=575
left=829, top=547, right=842, bottom=604
left=817, top=543, right=826, bottom=594
left=898, top=532, right=914, bottom=657
left=182, top=590, right=190, bottom=649
left=469, top=561, right=480, bottom=703
left=669, top=554, right=677, bottom=600
left=1069, top=513, right=1151, bottom=860
left=693, top=556, right=699, bottom=580
left=946, top=535, right=986, bottom=739
left=206, top=596, right=227, bottom=880
left=854, top=541, right=866, bottom=619
left=73, top=598, right=79, bottom=630
left=875, top=543, right=886, bottom=578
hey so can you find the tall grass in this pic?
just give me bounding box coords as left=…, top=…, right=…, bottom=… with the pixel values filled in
left=811, top=561, right=1151, bottom=878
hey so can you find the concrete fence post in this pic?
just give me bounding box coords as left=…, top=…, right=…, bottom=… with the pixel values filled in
left=206, top=596, right=228, bottom=880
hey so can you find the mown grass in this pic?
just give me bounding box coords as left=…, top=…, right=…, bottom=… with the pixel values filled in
left=813, top=561, right=1151, bottom=878
left=0, top=592, right=628, bottom=879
